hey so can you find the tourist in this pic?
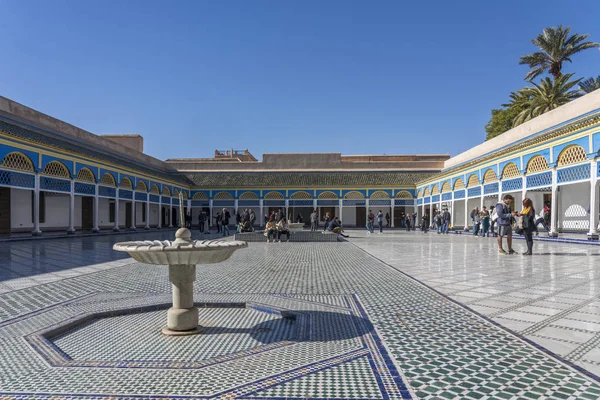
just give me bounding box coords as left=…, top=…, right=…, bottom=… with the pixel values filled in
left=480, top=206, right=490, bottom=237
left=405, top=213, right=412, bottom=231
left=235, top=211, right=242, bottom=232
left=328, top=216, right=349, bottom=238
left=543, top=203, right=551, bottom=228
left=435, top=212, right=442, bottom=234
left=471, top=207, right=480, bottom=236
left=264, top=213, right=269, bottom=225
left=264, top=217, right=277, bottom=243
left=520, top=197, right=536, bottom=255
left=214, top=212, right=222, bottom=233
left=198, top=211, right=206, bottom=234
left=296, top=212, right=303, bottom=224
left=367, top=210, right=375, bottom=234
left=385, top=212, right=390, bottom=228
left=399, top=212, right=405, bottom=228
left=496, top=195, right=518, bottom=255
left=490, top=205, right=497, bottom=237
left=442, top=208, right=451, bottom=234
left=221, top=208, right=231, bottom=236
left=276, top=208, right=284, bottom=222
left=377, top=210, right=384, bottom=234
left=535, top=209, right=550, bottom=235
left=323, top=212, right=331, bottom=232
left=249, top=210, right=256, bottom=227
left=310, top=210, right=318, bottom=232
left=421, top=212, right=429, bottom=233
left=277, top=218, right=291, bottom=242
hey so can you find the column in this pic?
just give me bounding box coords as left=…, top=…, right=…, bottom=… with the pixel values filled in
left=67, top=179, right=75, bottom=234
left=588, top=161, right=599, bottom=240
left=450, top=199, right=455, bottom=228
left=209, top=199, right=213, bottom=228
left=32, top=174, right=42, bottom=236
left=93, top=182, right=99, bottom=233
left=157, top=196, right=162, bottom=229
left=550, top=168, right=559, bottom=237
left=366, top=198, right=370, bottom=213
left=390, top=199, right=395, bottom=228
left=421, top=203, right=425, bottom=225
left=464, top=199, right=469, bottom=230
left=285, top=199, right=289, bottom=221
left=145, top=195, right=150, bottom=230
left=234, top=198, right=239, bottom=216
left=259, top=199, right=264, bottom=227
left=113, top=189, right=120, bottom=232
left=429, top=202, right=433, bottom=227
left=339, top=199, right=343, bottom=222
left=130, top=194, right=136, bottom=230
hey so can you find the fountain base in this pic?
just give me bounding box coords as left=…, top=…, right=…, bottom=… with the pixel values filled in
left=161, top=326, right=204, bottom=336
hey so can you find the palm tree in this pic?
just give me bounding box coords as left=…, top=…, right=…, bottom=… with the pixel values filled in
left=579, top=76, right=600, bottom=94
left=513, top=73, right=581, bottom=126
left=502, top=90, right=531, bottom=111
left=519, top=26, right=599, bottom=81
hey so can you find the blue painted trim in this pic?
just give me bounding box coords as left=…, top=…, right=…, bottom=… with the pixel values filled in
left=498, top=157, right=521, bottom=176
left=74, top=163, right=98, bottom=180
left=0, top=143, right=39, bottom=169
left=552, top=136, right=589, bottom=162
left=41, top=154, right=74, bottom=177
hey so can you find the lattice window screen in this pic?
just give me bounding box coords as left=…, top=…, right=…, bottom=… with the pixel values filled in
left=502, top=163, right=520, bottom=179
left=344, top=191, right=364, bottom=199
left=453, top=179, right=465, bottom=190
left=483, top=170, right=497, bottom=183
left=193, top=192, right=209, bottom=200
left=162, top=187, right=171, bottom=196
left=120, top=178, right=133, bottom=189
left=290, top=191, right=312, bottom=199
left=527, top=156, right=549, bottom=173
left=441, top=183, right=451, bottom=193
left=43, top=161, right=69, bottom=178
left=396, top=191, right=413, bottom=199
left=214, top=191, right=233, bottom=200
left=264, top=192, right=284, bottom=199
left=136, top=181, right=147, bottom=192
left=467, top=175, right=479, bottom=187
left=150, top=185, right=160, bottom=194
left=370, top=191, right=390, bottom=199
left=557, top=146, right=587, bottom=167
left=318, top=191, right=338, bottom=199
left=422, top=188, right=430, bottom=197
left=76, top=168, right=95, bottom=182
left=431, top=186, right=440, bottom=195
left=0, top=152, right=34, bottom=172
left=238, top=192, right=257, bottom=199
left=100, top=173, right=116, bottom=186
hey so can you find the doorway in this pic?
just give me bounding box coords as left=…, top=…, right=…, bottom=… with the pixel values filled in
left=172, top=207, right=177, bottom=227
left=394, top=207, right=406, bottom=227
left=0, top=187, right=10, bottom=234
left=81, top=197, right=93, bottom=230
left=356, top=207, right=366, bottom=228
left=125, top=202, right=132, bottom=228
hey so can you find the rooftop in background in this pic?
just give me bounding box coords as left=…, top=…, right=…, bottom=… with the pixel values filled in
left=166, top=152, right=450, bottom=172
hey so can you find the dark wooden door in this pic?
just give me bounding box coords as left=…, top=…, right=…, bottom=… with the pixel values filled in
left=355, top=207, right=366, bottom=227
left=81, top=197, right=93, bottom=230
left=0, top=187, right=10, bottom=234
left=125, top=202, right=132, bottom=228
left=172, top=208, right=177, bottom=226
left=394, top=207, right=406, bottom=227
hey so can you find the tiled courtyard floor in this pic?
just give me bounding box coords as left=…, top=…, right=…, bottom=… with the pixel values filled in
left=0, top=229, right=599, bottom=399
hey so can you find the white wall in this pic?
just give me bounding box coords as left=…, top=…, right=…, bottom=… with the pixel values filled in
left=341, top=208, right=356, bottom=226
left=10, top=188, right=33, bottom=229
left=98, top=198, right=112, bottom=228
left=150, top=203, right=159, bottom=226
left=453, top=200, right=466, bottom=228
left=558, top=182, right=590, bottom=231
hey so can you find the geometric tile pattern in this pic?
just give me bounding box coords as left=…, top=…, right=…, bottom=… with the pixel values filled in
left=1, top=233, right=600, bottom=399
left=527, top=171, right=552, bottom=188
left=502, top=177, right=522, bottom=192
left=0, top=169, right=35, bottom=189
left=557, top=163, right=591, bottom=184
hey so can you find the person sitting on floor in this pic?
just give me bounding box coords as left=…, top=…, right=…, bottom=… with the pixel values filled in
left=264, top=217, right=277, bottom=243
left=276, top=218, right=291, bottom=242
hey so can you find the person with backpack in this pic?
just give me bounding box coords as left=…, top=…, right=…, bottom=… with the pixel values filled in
left=221, top=208, right=231, bottom=236
left=377, top=210, right=384, bottom=234
left=366, top=210, right=375, bottom=234
left=442, top=209, right=451, bottom=234
left=496, top=194, right=518, bottom=255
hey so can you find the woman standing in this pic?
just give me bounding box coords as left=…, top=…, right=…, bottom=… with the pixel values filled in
left=480, top=207, right=490, bottom=237
left=520, top=198, right=536, bottom=255
left=377, top=210, right=384, bottom=234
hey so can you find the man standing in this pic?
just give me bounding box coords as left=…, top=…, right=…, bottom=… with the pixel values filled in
left=310, top=210, right=318, bottom=232
left=442, top=208, right=451, bottom=234
left=367, top=210, right=375, bottom=234
left=198, top=211, right=206, bottom=234
left=496, top=195, right=518, bottom=255
left=222, top=208, right=231, bottom=236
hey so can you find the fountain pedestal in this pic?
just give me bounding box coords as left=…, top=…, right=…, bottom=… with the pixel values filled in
left=113, top=228, right=247, bottom=336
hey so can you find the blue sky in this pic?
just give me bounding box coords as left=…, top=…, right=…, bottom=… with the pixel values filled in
left=2, top=1, right=600, bottom=161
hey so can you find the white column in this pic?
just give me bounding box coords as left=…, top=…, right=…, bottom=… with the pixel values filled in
left=259, top=199, right=264, bottom=227
left=145, top=195, right=150, bottom=230
left=157, top=196, right=162, bottom=229
left=32, top=174, right=42, bottom=236
left=285, top=199, right=290, bottom=220
left=339, top=199, right=343, bottom=221
left=93, top=182, right=99, bottom=233
left=113, top=189, right=120, bottom=232
left=391, top=199, right=395, bottom=228
left=130, top=193, right=136, bottom=230
left=67, top=179, right=75, bottom=234
left=429, top=202, right=433, bottom=227
left=550, top=168, right=559, bottom=237
left=234, top=199, right=239, bottom=216
left=588, top=161, right=599, bottom=239
left=365, top=199, right=370, bottom=214
left=450, top=199, right=455, bottom=227
left=480, top=186, right=484, bottom=210
left=464, top=198, right=469, bottom=230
